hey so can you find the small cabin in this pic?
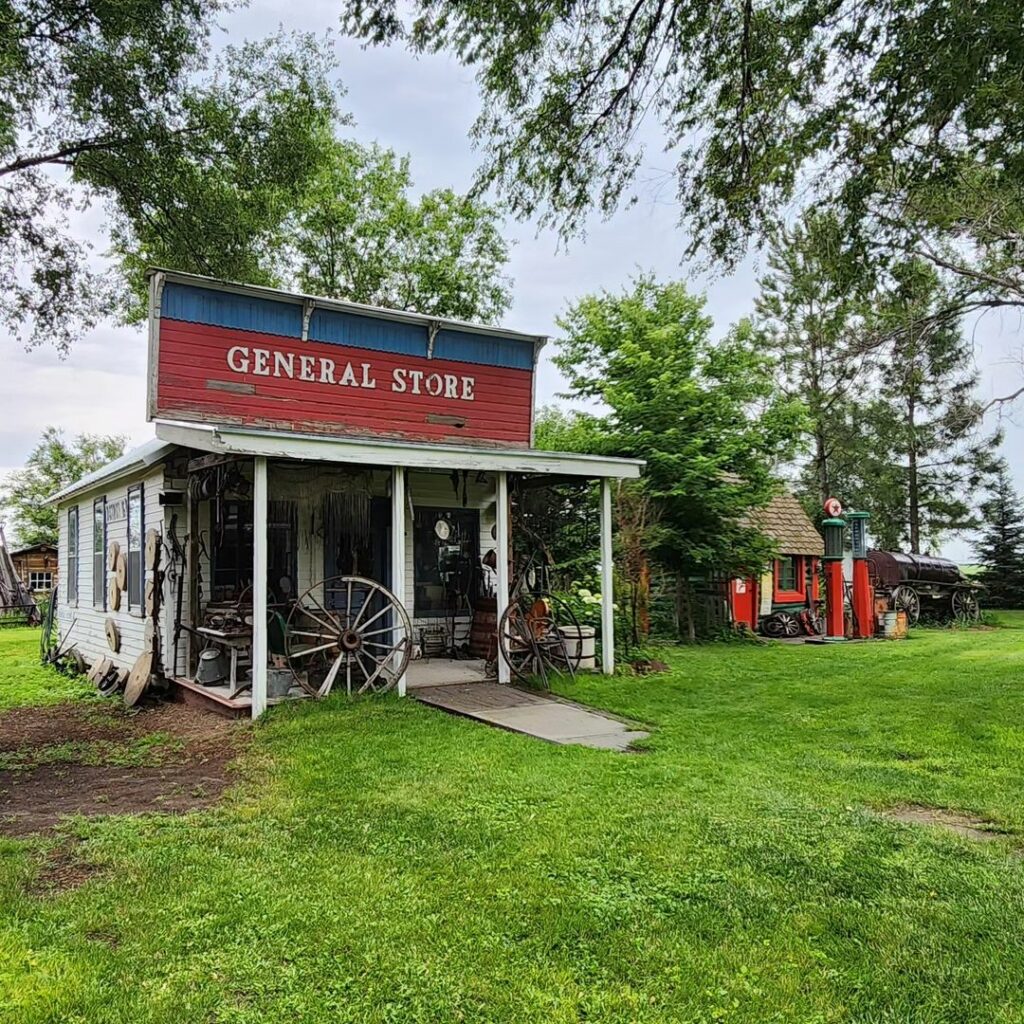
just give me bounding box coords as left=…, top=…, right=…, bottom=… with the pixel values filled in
left=730, top=491, right=824, bottom=636
left=10, top=542, right=58, bottom=595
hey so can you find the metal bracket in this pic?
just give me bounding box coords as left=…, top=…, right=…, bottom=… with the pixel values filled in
left=426, top=320, right=441, bottom=359
left=301, top=299, right=315, bottom=342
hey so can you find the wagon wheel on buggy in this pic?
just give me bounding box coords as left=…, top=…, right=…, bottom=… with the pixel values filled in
left=761, top=611, right=802, bottom=639
left=284, top=575, right=413, bottom=697
left=497, top=592, right=583, bottom=687
left=891, top=585, right=921, bottom=625
left=951, top=588, right=980, bottom=622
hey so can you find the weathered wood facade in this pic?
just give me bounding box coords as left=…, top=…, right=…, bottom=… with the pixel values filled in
left=10, top=543, right=58, bottom=594
left=52, top=271, right=643, bottom=717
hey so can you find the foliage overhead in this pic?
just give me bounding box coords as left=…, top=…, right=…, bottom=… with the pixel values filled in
left=287, top=141, right=512, bottom=322
left=110, top=32, right=342, bottom=321
left=0, top=427, right=127, bottom=546
left=553, top=276, right=807, bottom=583
left=342, top=0, right=1024, bottom=283
left=3, top=0, right=226, bottom=349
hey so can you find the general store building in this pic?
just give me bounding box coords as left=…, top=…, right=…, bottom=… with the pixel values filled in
left=51, top=271, right=641, bottom=717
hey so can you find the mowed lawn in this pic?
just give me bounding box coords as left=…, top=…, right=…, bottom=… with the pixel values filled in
left=3, top=618, right=1024, bottom=1023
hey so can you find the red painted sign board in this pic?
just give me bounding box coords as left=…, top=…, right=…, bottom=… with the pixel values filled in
left=152, top=318, right=535, bottom=447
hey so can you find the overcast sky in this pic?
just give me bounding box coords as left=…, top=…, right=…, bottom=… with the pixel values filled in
left=2, top=0, right=1022, bottom=561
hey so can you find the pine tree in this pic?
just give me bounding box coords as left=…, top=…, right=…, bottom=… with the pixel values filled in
left=974, top=467, right=1024, bottom=609
left=753, top=212, right=873, bottom=510
left=855, top=261, right=1001, bottom=553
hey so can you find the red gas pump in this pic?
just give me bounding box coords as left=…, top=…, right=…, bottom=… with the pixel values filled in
left=847, top=510, right=873, bottom=638
left=821, top=508, right=847, bottom=641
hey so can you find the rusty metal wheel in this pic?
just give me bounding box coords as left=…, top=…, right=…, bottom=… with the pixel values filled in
left=892, top=585, right=921, bottom=625
left=497, top=592, right=583, bottom=687
left=284, top=575, right=412, bottom=697
left=951, top=588, right=980, bottom=622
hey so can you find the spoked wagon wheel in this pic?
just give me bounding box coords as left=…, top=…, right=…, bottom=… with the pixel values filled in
left=951, top=588, right=980, bottom=622
left=761, top=611, right=802, bottom=639
left=285, top=575, right=413, bottom=697
left=892, top=585, right=921, bottom=625
left=497, top=592, right=583, bottom=688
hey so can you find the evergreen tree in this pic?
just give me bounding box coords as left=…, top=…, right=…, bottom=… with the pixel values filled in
left=974, top=466, right=1024, bottom=609
left=856, top=261, right=1000, bottom=552
left=753, top=212, right=872, bottom=510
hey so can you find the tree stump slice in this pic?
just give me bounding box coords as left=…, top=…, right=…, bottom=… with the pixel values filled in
left=145, top=529, right=161, bottom=570
left=105, top=618, right=121, bottom=653
left=124, top=652, right=153, bottom=708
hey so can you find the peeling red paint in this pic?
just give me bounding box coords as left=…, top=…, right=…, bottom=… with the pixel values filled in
left=155, top=320, right=534, bottom=446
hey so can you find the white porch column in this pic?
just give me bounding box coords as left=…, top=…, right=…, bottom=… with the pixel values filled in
left=496, top=471, right=511, bottom=684
left=391, top=466, right=407, bottom=696
left=600, top=477, right=615, bottom=675
left=251, top=455, right=268, bottom=718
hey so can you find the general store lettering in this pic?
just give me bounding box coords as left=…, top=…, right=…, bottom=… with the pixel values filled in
left=225, top=346, right=475, bottom=401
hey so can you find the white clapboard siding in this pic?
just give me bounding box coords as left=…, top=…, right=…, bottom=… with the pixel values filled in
left=56, top=464, right=168, bottom=675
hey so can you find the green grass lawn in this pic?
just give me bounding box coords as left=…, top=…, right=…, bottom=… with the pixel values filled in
left=3, top=622, right=1024, bottom=1023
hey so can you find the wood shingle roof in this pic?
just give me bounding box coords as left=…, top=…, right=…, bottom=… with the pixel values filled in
left=743, top=491, right=824, bottom=556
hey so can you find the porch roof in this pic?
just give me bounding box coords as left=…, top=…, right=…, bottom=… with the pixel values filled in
left=154, top=420, right=644, bottom=479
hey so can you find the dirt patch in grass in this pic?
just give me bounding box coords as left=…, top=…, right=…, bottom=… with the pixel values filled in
left=0, top=702, right=247, bottom=836
left=883, top=803, right=1012, bottom=843
left=25, top=842, right=102, bottom=895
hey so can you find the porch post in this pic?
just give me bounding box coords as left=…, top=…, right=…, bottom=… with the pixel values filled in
left=496, top=471, right=511, bottom=684
left=251, top=456, right=268, bottom=719
left=600, top=477, right=615, bottom=675
left=391, top=466, right=407, bottom=696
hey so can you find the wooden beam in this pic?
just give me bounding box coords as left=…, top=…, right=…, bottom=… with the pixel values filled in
left=156, top=421, right=644, bottom=480
left=391, top=466, right=407, bottom=697
left=496, top=471, right=511, bottom=685
left=251, top=456, right=268, bottom=718
left=600, top=478, right=615, bottom=675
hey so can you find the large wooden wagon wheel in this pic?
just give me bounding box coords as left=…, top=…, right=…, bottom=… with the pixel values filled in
left=891, top=584, right=921, bottom=625
left=497, top=592, right=583, bottom=688
left=951, top=588, right=980, bottom=622
left=285, top=575, right=412, bottom=697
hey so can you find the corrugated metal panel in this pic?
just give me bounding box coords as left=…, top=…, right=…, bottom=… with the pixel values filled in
left=309, top=308, right=427, bottom=357
left=155, top=320, right=533, bottom=447
left=162, top=283, right=303, bottom=338
left=433, top=328, right=534, bottom=370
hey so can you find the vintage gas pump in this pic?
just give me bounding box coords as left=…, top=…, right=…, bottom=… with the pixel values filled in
left=847, top=510, right=873, bottom=638
left=821, top=509, right=847, bottom=641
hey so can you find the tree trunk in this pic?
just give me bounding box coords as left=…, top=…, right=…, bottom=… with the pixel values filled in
left=908, top=394, right=920, bottom=553
left=815, top=425, right=829, bottom=506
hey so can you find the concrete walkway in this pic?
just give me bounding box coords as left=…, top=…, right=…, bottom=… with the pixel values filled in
left=413, top=683, right=649, bottom=751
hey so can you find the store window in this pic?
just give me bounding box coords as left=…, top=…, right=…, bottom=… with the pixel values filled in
left=67, top=506, right=79, bottom=604
left=211, top=499, right=297, bottom=603
left=413, top=508, right=480, bottom=617
left=29, top=571, right=52, bottom=592
left=93, top=497, right=106, bottom=608
left=127, top=485, right=144, bottom=609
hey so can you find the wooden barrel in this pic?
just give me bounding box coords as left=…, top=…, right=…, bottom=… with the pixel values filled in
left=469, top=597, right=498, bottom=660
